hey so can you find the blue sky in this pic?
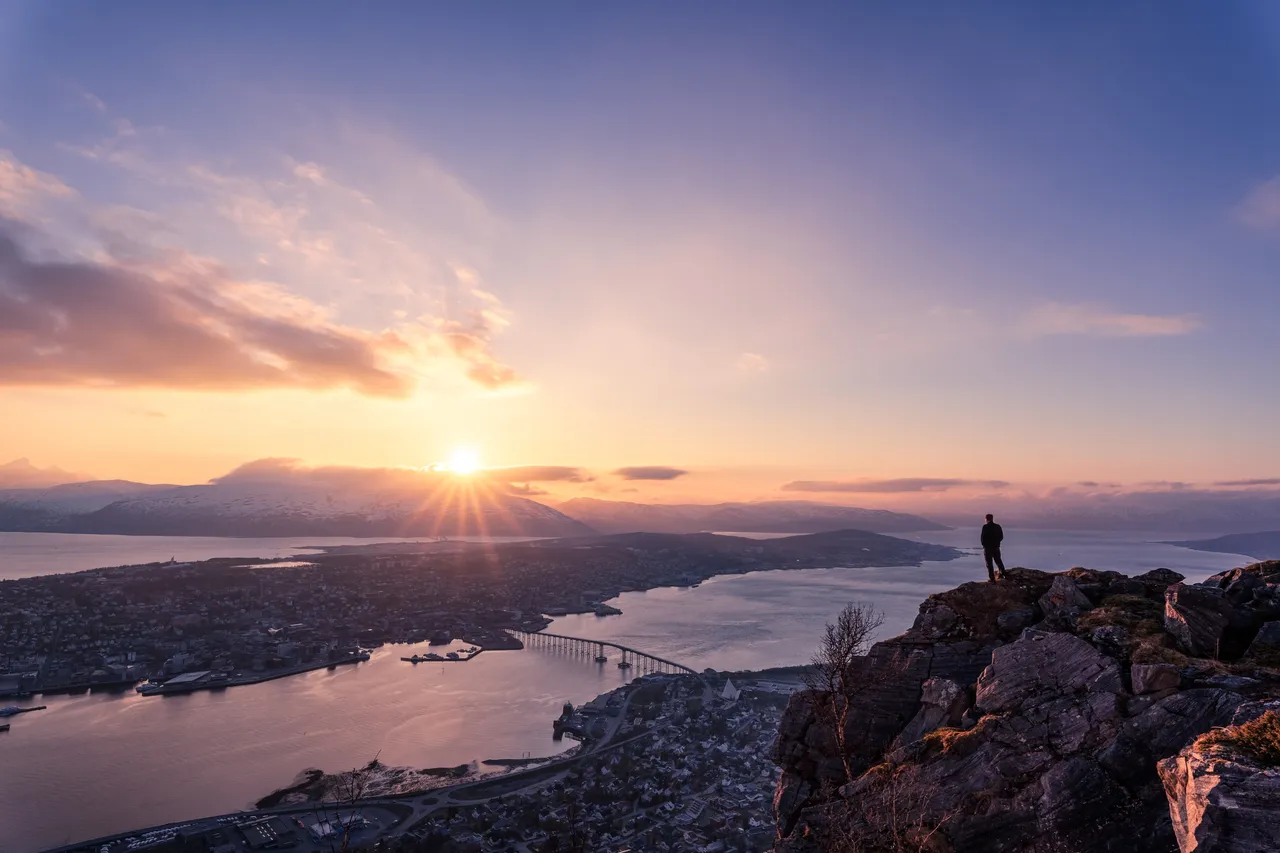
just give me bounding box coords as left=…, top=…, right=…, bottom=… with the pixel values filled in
left=2, top=1, right=1280, bottom=499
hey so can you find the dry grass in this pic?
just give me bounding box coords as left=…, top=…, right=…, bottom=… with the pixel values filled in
left=1130, top=633, right=1194, bottom=667
left=1076, top=595, right=1167, bottom=660
left=1196, top=710, right=1280, bottom=767
left=1076, top=594, right=1164, bottom=633
left=917, top=717, right=994, bottom=761
left=924, top=569, right=1053, bottom=638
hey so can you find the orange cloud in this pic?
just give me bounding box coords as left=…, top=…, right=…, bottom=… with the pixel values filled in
left=0, top=222, right=521, bottom=396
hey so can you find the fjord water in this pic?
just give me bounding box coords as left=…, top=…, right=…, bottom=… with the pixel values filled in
left=0, top=533, right=415, bottom=580
left=0, top=533, right=538, bottom=580
left=0, top=531, right=1254, bottom=852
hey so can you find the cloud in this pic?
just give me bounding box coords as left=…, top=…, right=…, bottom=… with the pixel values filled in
left=1138, top=480, right=1193, bottom=491
left=782, top=478, right=1010, bottom=493
left=0, top=151, right=75, bottom=216
left=1214, top=477, right=1280, bottom=487
left=506, top=483, right=549, bottom=496
left=613, top=466, right=689, bottom=481
left=1237, top=176, right=1280, bottom=231
left=485, top=466, right=593, bottom=483
left=1023, top=302, right=1199, bottom=338
left=45, top=106, right=525, bottom=394
left=0, top=220, right=520, bottom=395
left=214, top=458, right=451, bottom=490
left=735, top=352, right=770, bottom=375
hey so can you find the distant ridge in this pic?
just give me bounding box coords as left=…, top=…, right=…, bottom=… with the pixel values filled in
left=0, top=478, right=591, bottom=538
left=555, top=497, right=948, bottom=535
left=1166, top=530, right=1280, bottom=560
left=0, top=458, right=89, bottom=489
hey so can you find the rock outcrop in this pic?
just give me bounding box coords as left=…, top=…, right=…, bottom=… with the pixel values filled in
left=1164, top=584, right=1238, bottom=658
left=1158, top=701, right=1280, bottom=853
left=771, top=563, right=1280, bottom=853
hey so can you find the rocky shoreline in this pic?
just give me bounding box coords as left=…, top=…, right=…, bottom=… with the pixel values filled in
left=771, top=561, right=1280, bottom=853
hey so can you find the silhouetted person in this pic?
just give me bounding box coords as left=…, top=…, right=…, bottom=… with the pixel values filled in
left=981, top=513, right=1005, bottom=581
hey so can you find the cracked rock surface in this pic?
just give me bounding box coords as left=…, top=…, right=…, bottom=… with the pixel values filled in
left=771, top=564, right=1280, bottom=853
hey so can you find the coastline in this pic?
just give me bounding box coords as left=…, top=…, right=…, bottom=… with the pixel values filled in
left=47, top=666, right=778, bottom=853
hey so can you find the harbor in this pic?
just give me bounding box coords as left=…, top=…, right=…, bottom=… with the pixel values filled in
left=133, top=650, right=371, bottom=697
left=400, top=645, right=482, bottom=664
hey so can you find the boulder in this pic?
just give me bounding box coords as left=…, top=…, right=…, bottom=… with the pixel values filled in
left=1160, top=750, right=1280, bottom=852
left=1132, top=663, right=1181, bottom=695
left=1164, top=584, right=1236, bottom=657
left=1097, top=689, right=1244, bottom=783
left=1158, top=701, right=1280, bottom=853
left=1111, top=578, right=1148, bottom=596
left=976, top=631, right=1122, bottom=715
left=1134, top=568, right=1186, bottom=597
left=1224, top=571, right=1263, bottom=606
left=995, top=607, right=1037, bottom=635
left=912, top=602, right=959, bottom=641
left=1037, top=575, right=1093, bottom=628
left=1246, top=620, right=1280, bottom=663
left=1090, top=624, right=1131, bottom=657
left=895, top=677, right=971, bottom=747
left=1201, top=561, right=1280, bottom=590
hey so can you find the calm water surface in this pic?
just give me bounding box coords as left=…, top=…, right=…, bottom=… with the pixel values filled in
left=0, top=533, right=534, bottom=580
left=0, top=529, right=1256, bottom=851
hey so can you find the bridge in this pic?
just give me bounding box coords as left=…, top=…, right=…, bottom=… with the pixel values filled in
left=510, top=629, right=698, bottom=675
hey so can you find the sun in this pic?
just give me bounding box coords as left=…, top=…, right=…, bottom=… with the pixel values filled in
left=445, top=447, right=481, bottom=475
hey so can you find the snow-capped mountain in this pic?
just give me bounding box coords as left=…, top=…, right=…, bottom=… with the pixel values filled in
left=0, top=480, right=172, bottom=529
left=0, top=461, right=593, bottom=537
left=72, top=480, right=591, bottom=537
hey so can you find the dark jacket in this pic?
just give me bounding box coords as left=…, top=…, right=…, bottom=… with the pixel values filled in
left=981, top=522, right=1004, bottom=550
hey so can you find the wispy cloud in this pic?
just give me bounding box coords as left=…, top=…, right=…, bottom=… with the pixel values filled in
left=1237, top=176, right=1280, bottom=231
left=1023, top=302, right=1200, bottom=338
left=0, top=151, right=75, bottom=217
left=486, top=466, right=594, bottom=483
left=614, top=466, right=689, bottom=481
left=782, top=477, right=1009, bottom=493
left=1214, top=477, right=1280, bottom=487
left=7, top=102, right=527, bottom=395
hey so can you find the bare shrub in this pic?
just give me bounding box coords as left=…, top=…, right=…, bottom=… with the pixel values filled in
left=805, top=602, right=886, bottom=780
left=312, top=754, right=380, bottom=853
left=823, top=762, right=958, bottom=853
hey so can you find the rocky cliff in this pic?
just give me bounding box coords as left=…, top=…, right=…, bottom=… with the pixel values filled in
left=771, top=562, right=1280, bottom=853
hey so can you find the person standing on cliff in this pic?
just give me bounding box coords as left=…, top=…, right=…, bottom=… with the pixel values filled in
left=981, top=513, right=1005, bottom=582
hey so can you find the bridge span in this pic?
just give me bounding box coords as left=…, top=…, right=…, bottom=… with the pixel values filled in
left=510, top=629, right=698, bottom=675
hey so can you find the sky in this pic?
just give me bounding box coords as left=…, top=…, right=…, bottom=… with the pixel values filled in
left=3, top=1, right=1280, bottom=505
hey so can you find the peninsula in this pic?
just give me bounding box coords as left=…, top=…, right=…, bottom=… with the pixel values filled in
left=0, top=529, right=960, bottom=698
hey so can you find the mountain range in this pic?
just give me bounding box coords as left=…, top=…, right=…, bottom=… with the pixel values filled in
left=0, top=462, right=945, bottom=538
left=0, top=463, right=593, bottom=538
left=934, top=487, right=1280, bottom=534
left=0, top=458, right=90, bottom=489
left=8, top=458, right=1280, bottom=539
left=555, top=497, right=947, bottom=534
